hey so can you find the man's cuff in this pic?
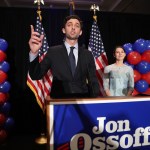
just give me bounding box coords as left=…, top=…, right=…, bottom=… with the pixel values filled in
left=29, top=51, right=38, bottom=62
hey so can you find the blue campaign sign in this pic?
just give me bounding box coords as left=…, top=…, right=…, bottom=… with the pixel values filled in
left=48, top=98, right=150, bottom=150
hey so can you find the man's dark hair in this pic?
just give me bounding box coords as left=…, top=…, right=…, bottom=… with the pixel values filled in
left=63, top=15, right=83, bottom=29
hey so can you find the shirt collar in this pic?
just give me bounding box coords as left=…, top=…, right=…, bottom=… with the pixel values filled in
left=64, top=41, right=78, bottom=51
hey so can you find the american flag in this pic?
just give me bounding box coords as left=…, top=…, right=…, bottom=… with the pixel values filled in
left=27, top=14, right=53, bottom=110
left=88, top=20, right=108, bottom=96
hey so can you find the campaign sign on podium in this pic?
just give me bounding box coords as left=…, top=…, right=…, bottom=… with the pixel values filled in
left=46, top=97, right=150, bottom=150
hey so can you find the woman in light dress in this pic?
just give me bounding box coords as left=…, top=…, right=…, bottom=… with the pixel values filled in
left=103, top=46, right=134, bottom=96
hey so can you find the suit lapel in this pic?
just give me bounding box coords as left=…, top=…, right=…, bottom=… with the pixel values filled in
left=60, top=44, right=73, bottom=76
left=60, top=44, right=84, bottom=78
left=74, top=47, right=83, bottom=77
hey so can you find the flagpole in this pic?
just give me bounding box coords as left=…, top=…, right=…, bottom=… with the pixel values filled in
left=69, top=0, right=75, bottom=15
left=33, top=0, right=47, bottom=145
left=90, top=4, right=100, bottom=22
left=89, top=4, right=108, bottom=96
left=69, top=0, right=75, bottom=10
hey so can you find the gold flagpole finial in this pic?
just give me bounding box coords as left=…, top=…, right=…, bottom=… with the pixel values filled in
left=34, top=0, right=44, bottom=5
left=34, top=0, right=45, bottom=21
left=69, top=0, right=75, bottom=10
left=90, top=4, right=100, bottom=22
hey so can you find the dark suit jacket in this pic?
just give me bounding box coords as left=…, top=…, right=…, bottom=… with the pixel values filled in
left=29, top=44, right=100, bottom=98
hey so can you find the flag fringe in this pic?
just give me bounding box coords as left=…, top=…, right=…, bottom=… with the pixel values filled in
left=27, top=80, right=45, bottom=112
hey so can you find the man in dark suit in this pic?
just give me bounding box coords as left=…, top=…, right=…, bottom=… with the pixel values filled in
left=28, top=15, right=100, bottom=98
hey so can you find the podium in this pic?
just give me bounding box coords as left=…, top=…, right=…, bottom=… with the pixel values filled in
left=46, top=96, right=150, bottom=150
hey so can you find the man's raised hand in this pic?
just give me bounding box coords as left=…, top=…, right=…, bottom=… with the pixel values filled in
left=28, top=25, right=44, bottom=54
